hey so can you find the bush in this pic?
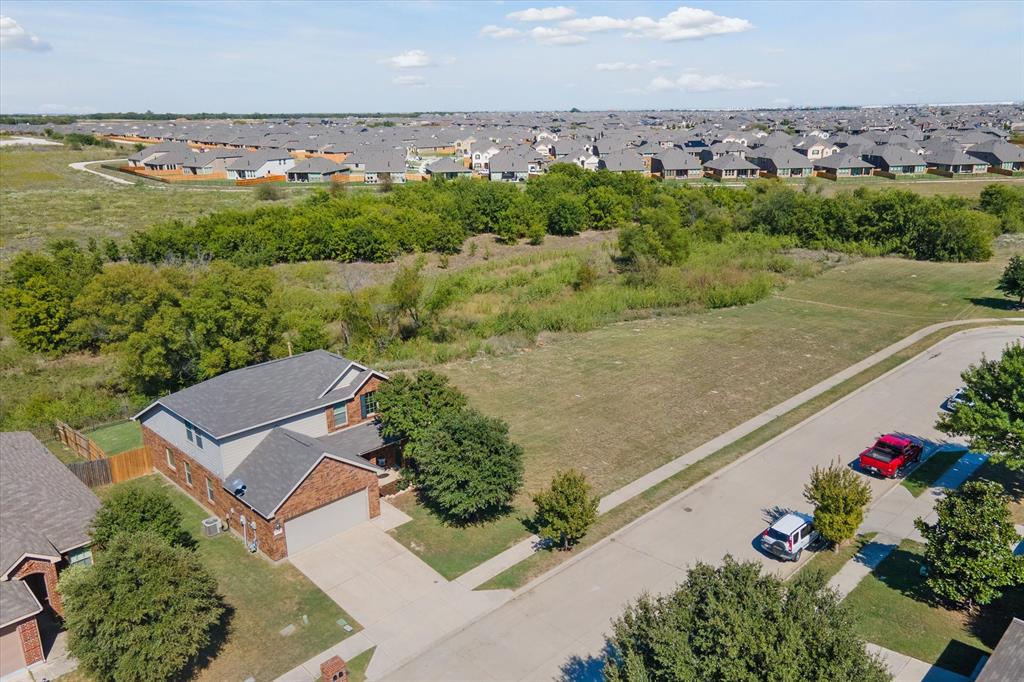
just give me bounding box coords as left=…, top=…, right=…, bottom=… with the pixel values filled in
left=254, top=183, right=284, bottom=201
left=803, top=461, right=872, bottom=549
left=533, top=469, right=599, bottom=549
left=90, top=485, right=194, bottom=550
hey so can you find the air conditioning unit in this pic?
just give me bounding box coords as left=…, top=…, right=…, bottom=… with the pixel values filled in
left=202, top=517, right=221, bottom=538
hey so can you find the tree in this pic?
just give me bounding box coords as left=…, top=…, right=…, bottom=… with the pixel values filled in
left=914, top=481, right=1024, bottom=608
left=412, top=408, right=524, bottom=522
left=618, top=199, right=690, bottom=268
left=90, top=485, right=194, bottom=550
left=584, top=185, right=629, bottom=230
left=997, top=254, right=1024, bottom=305
left=375, top=370, right=468, bottom=444
left=803, top=461, right=872, bottom=550
left=546, top=194, right=589, bottom=236
left=5, top=276, right=73, bottom=353
left=937, top=342, right=1024, bottom=470
left=604, top=556, right=889, bottom=682
left=60, top=532, right=225, bottom=682
left=533, top=469, right=599, bottom=549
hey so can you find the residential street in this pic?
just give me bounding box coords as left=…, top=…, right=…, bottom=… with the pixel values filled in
left=383, top=325, right=1023, bottom=682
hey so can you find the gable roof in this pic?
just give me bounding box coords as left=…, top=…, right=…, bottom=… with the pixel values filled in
left=977, top=618, right=1024, bottom=682
left=1, top=432, right=100, bottom=578
left=226, top=425, right=386, bottom=518
left=135, top=350, right=386, bottom=439
left=653, top=148, right=702, bottom=170
left=288, top=157, right=345, bottom=174
left=425, top=156, right=470, bottom=174
left=703, top=153, right=760, bottom=171
left=227, top=148, right=294, bottom=171
left=0, top=580, right=42, bottom=628
left=813, top=151, right=875, bottom=170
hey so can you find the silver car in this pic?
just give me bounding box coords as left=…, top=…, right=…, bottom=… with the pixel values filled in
left=761, top=512, right=819, bottom=561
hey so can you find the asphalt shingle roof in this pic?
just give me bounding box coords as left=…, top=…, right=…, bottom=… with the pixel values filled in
left=977, top=618, right=1024, bottom=682
left=0, top=432, right=100, bottom=577
left=0, top=580, right=42, bottom=628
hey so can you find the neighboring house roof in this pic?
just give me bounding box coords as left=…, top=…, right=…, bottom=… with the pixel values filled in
left=227, top=425, right=386, bottom=518
left=227, top=148, right=294, bottom=171
left=813, top=152, right=875, bottom=170
left=0, top=580, right=43, bottom=628
left=653, top=148, right=702, bottom=170
left=488, top=151, right=533, bottom=173
left=927, top=148, right=983, bottom=166
left=977, top=618, right=1024, bottom=682
left=127, top=141, right=189, bottom=162
left=600, top=151, right=646, bottom=172
left=135, top=350, right=387, bottom=439
left=967, top=140, right=1024, bottom=163
left=749, top=148, right=813, bottom=170
left=703, top=154, right=760, bottom=171
left=182, top=148, right=246, bottom=169
left=865, top=146, right=925, bottom=167
left=426, top=157, right=470, bottom=174
left=0, top=432, right=101, bottom=578
left=288, top=157, right=345, bottom=174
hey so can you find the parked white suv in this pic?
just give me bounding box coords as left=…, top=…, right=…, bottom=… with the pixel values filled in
left=761, top=512, right=819, bottom=561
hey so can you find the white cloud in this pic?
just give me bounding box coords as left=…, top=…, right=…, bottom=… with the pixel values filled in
left=393, top=75, right=427, bottom=87
left=507, top=6, right=576, bottom=22
left=596, top=59, right=673, bottom=71
left=647, top=72, right=771, bottom=93
left=381, top=49, right=432, bottom=68
left=530, top=26, right=585, bottom=45
left=480, top=25, right=523, bottom=39
left=562, top=6, right=753, bottom=41
left=0, top=15, right=51, bottom=51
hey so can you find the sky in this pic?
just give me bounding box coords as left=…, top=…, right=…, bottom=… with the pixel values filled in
left=0, top=1, right=1022, bottom=114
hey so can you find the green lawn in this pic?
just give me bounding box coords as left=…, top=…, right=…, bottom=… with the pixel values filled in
left=347, top=646, right=376, bottom=682
left=85, top=419, right=142, bottom=455
left=801, top=533, right=877, bottom=584
left=388, top=492, right=531, bottom=580
left=844, top=540, right=1023, bottom=677
left=101, top=476, right=357, bottom=681
left=902, top=448, right=968, bottom=497
left=972, top=457, right=1024, bottom=525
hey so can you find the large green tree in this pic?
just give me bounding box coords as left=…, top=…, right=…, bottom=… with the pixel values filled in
left=914, top=480, right=1024, bottom=608
left=604, top=556, right=889, bottom=682
left=59, top=532, right=225, bottom=682
left=375, top=370, right=468, bottom=444
left=997, top=254, right=1024, bottom=305
left=803, top=461, right=872, bottom=550
left=937, top=342, right=1024, bottom=470
left=90, top=485, right=194, bottom=550
left=412, top=408, right=524, bottom=522
left=533, top=469, right=600, bottom=549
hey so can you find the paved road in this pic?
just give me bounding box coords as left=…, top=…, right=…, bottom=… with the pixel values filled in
left=383, top=325, right=1023, bottom=682
left=68, top=160, right=135, bottom=185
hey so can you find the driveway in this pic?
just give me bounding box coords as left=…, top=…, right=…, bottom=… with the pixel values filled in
left=383, top=326, right=1023, bottom=681
left=286, top=503, right=510, bottom=679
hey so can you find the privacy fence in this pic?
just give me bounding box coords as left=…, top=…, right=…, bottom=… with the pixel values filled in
left=56, top=420, right=151, bottom=488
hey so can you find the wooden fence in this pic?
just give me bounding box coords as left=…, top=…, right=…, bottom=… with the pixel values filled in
left=67, top=447, right=151, bottom=489
left=235, top=174, right=286, bottom=187
left=55, top=420, right=106, bottom=461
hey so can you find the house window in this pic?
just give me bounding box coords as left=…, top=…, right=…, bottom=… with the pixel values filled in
left=186, top=422, right=203, bottom=448
left=165, top=447, right=176, bottom=470
left=360, top=391, right=378, bottom=418
left=67, top=547, right=93, bottom=568
left=206, top=478, right=215, bottom=503
left=332, top=403, right=348, bottom=428
left=184, top=461, right=193, bottom=486
left=186, top=423, right=194, bottom=442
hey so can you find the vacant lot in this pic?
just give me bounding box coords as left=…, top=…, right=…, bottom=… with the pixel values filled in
left=844, top=539, right=1022, bottom=676
left=0, top=147, right=303, bottom=258
left=101, top=476, right=358, bottom=681
left=812, top=175, right=1024, bottom=199
left=391, top=251, right=1021, bottom=576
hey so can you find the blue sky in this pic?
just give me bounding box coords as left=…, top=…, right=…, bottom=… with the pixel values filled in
left=1, top=1, right=1021, bottom=113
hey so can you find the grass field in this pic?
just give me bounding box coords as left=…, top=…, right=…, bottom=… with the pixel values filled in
left=902, top=448, right=970, bottom=497
left=100, top=476, right=357, bottom=681
left=0, top=147, right=305, bottom=258
left=389, top=250, right=1022, bottom=579
left=85, top=419, right=142, bottom=455
left=844, top=539, right=1023, bottom=677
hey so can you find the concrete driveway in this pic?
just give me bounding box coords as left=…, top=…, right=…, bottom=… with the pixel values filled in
left=287, top=504, right=510, bottom=679
left=383, top=326, right=1023, bottom=681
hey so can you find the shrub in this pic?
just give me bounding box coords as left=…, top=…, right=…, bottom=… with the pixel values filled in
left=90, top=484, right=194, bottom=550
left=533, top=469, right=599, bottom=549
left=254, top=183, right=283, bottom=201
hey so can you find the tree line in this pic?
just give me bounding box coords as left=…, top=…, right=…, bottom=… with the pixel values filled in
left=124, top=166, right=1024, bottom=268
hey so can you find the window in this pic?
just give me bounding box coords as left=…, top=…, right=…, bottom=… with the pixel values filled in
left=67, top=547, right=93, bottom=568
left=332, top=403, right=348, bottom=428
left=186, top=422, right=194, bottom=442
left=195, top=430, right=203, bottom=449
left=186, top=422, right=203, bottom=449
left=206, top=478, right=215, bottom=503
left=184, top=461, right=193, bottom=486
left=360, top=391, right=379, bottom=418
left=165, top=447, right=176, bottom=470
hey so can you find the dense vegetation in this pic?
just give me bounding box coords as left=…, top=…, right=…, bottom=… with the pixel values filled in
left=125, top=167, right=1023, bottom=267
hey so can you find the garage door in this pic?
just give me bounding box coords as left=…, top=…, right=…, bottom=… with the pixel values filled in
left=285, top=488, right=369, bottom=554
left=0, top=623, right=27, bottom=677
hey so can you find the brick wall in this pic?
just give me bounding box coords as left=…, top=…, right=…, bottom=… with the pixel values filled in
left=143, top=425, right=382, bottom=561
left=17, top=618, right=43, bottom=666
left=326, top=376, right=382, bottom=432
left=11, top=559, right=62, bottom=616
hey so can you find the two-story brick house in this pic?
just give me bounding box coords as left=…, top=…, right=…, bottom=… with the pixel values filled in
left=134, top=350, right=401, bottom=560
left=1, top=432, right=100, bottom=678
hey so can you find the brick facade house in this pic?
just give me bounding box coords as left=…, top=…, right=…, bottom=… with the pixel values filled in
left=0, top=432, right=100, bottom=678
left=135, top=350, right=401, bottom=561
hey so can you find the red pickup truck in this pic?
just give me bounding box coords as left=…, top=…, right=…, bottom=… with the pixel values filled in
left=858, top=434, right=923, bottom=478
